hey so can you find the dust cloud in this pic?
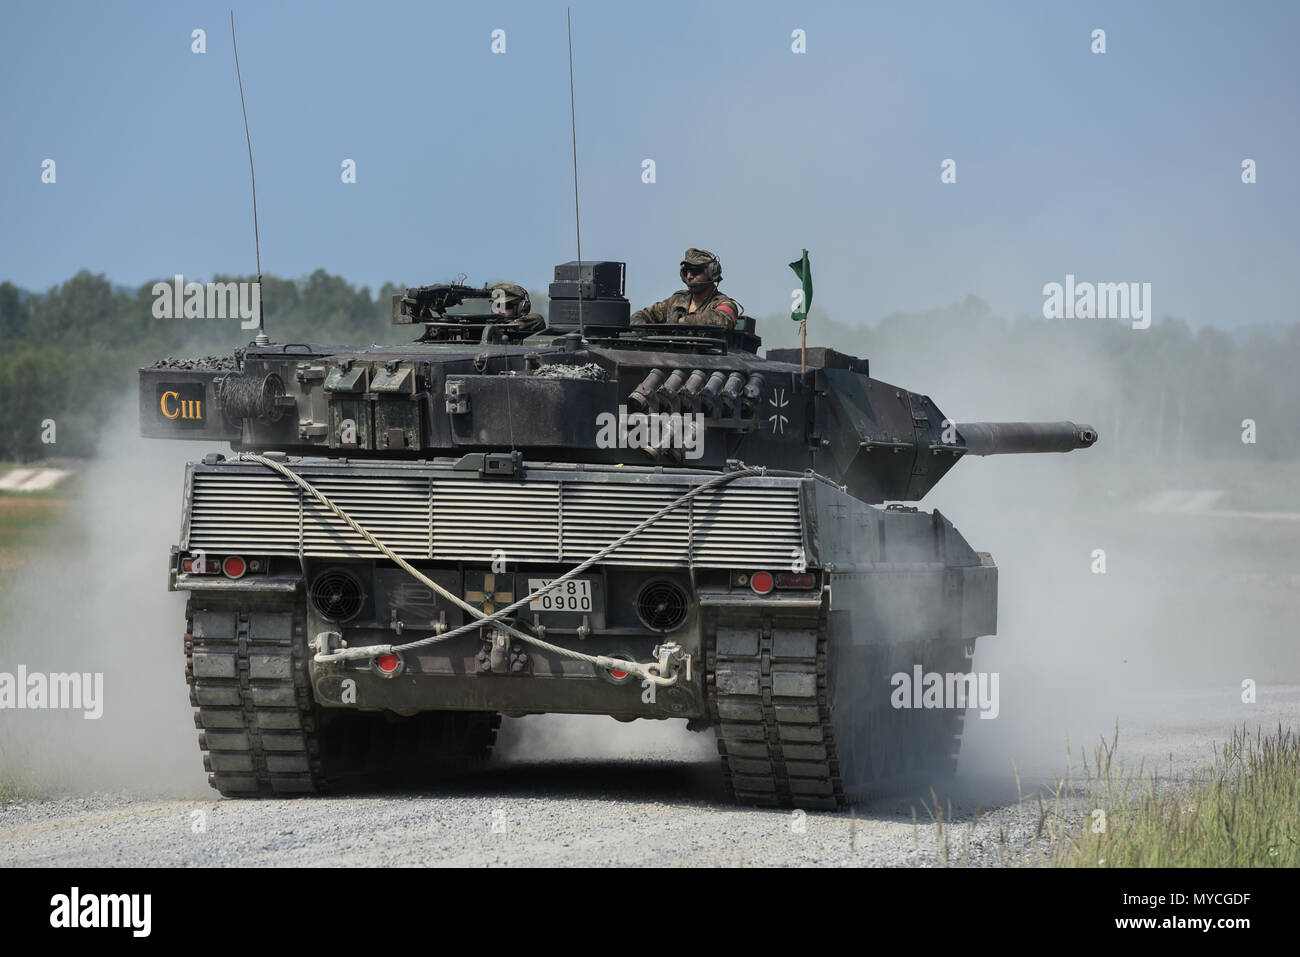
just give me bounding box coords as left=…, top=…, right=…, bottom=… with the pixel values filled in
left=0, top=397, right=208, bottom=797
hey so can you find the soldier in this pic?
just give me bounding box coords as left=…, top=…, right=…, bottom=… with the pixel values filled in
left=489, top=282, right=546, bottom=338
left=630, top=248, right=741, bottom=329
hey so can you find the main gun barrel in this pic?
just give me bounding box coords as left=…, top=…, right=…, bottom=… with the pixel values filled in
left=956, top=421, right=1098, bottom=456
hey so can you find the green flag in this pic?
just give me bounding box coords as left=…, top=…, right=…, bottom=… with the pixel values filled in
left=789, top=249, right=812, bottom=321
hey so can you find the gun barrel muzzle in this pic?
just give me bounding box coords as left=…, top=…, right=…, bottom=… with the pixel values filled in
left=955, top=421, right=1099, bottom=456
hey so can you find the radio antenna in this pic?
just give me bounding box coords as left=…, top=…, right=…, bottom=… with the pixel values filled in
left=567, top=8, right=585, bottom=340
left=231, top=11, right=268, bottom=346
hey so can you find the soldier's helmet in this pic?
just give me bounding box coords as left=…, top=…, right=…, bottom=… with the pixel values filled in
left=490, top=282, right=531, bottom=316
left=680, top=248, right=722, bottom=285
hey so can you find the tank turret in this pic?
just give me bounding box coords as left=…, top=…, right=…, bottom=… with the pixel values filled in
left=142, top=261, right=1096, bottom=504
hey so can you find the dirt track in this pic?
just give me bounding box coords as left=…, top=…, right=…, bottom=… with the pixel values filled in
left=2, top=687, right=1294, bottom=867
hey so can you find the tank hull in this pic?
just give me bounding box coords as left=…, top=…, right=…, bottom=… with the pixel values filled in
left=176, top=455, right=996, bottom=806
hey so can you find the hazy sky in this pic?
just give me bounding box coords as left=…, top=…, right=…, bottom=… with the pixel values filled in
left=2, top=0, right=1296, bottom=328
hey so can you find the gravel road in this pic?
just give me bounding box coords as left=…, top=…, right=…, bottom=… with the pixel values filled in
left=3, top=687, right=1293, bottom=867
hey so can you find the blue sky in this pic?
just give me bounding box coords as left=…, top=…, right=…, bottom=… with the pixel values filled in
left=1, top=0, right=1296, bottom=328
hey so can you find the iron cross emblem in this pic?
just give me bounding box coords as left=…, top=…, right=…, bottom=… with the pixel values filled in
left=768, top=389, right=790, bottom=434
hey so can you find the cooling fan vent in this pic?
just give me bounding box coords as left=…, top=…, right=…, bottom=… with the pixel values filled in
left=310, top=568, right=366, bottom=623
left=635, top=579, right=689, bottom=633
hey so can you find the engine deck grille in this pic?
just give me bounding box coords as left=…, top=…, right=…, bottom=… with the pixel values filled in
left=186, top=465, right=803, bottom=569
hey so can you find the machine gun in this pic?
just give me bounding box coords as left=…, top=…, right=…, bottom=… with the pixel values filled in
left=393, top=282, right=495, bottom=323
left=392, top=282, right=535, bottom=344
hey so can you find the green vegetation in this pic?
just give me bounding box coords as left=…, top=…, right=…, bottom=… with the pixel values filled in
left=0, top=759, right=41, bottom=803
left=910, top=725, right=1300, bottom=867
left=1050, top=725, right=1300, bottom=867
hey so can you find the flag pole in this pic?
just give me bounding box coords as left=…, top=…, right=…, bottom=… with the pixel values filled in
left=789, top=249, right=811, bottom=374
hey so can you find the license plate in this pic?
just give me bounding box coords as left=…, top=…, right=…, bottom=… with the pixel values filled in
left=528, top=578, right=593, bottom=612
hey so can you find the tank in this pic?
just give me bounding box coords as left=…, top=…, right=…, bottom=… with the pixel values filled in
left=139, top=260, right=1097, bottom=807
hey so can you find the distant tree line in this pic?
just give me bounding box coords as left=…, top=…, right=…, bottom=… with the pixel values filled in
left=0, top=272, right=1295, bottom=462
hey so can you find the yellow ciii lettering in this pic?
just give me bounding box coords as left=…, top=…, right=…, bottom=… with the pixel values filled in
left=161, top=391, right=180, bottom=419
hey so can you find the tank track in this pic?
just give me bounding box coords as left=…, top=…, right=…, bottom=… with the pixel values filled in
left=184, top=598, right=324, bottom=795
left=184, top=598, right=499, bottom=796
left=708, top=609, right=972, bottom=810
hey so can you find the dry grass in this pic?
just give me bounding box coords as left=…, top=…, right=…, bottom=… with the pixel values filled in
left=1050, top=724, right=1300, bottom=867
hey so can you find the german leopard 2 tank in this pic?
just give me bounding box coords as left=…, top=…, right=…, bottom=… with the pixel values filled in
left=139, top=261, right=1097, bottom=807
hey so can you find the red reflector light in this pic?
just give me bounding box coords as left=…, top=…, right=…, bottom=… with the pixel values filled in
left=222, top=556, right=247, bottom=579
left=376, top=654, right=400, bottom=673
left=608, top=667, right=629, bottom=680
left=749, top=571, right=775, bottom=595
left=775, top=573, right=816, bottom=589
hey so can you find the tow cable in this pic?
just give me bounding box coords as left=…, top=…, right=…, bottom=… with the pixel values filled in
left=238, top=453, right=764, bottom=687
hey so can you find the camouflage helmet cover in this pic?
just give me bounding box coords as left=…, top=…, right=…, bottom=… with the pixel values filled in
left=491, top=282, right=529, bottom=303
left=680, top=248, right=722, bottom=284
left=490, top=282, right=531, bottom=315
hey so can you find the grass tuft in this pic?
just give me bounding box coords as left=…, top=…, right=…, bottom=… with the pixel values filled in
left=1052, top=723, right=1300, bottom=867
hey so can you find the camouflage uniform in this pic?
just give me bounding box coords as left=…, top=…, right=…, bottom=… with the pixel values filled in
left=506, top=313, right=546, bottom=337
left=630, top=288, right=741, bottom=328
left=631, top=248, right=741, bottom=329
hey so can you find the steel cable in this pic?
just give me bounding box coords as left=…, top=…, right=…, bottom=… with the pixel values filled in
left=238, top=453, right=763, bottom=684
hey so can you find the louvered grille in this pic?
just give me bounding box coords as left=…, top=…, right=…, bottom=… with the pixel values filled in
left=432, top=480, right=560, bottom=562
left=187, top=466, right=803, bottom=569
